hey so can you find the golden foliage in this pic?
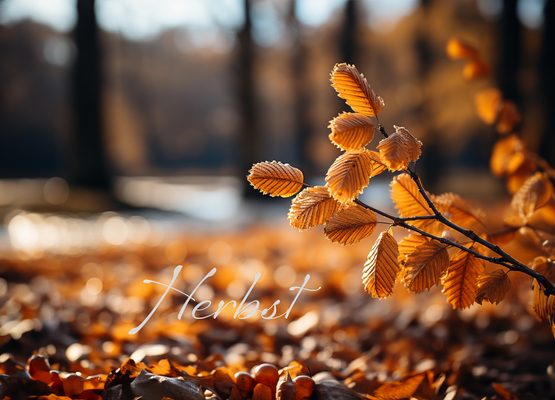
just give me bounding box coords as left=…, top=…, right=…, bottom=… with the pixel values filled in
left=368, top=151, right=388, bottom=177
left=324, top=203, right=377, bottom=245
left=390, top=174, right=440, bottom=234
left=442, top=249, right=485, bottom=309
left=463, top=59, right=491, bottom=81
left=433, top=192, right=486, bottom=234
left=248, top=161, right=304, bottom=197
left=402, top=238, right=449, bottom=293
left=376, top=126, right=422, bottom=171
left=362, top=230, right=400, bottom=298
left=496, top=101, right=521, bottom=134
left=474, top=269, right=511, bottom=305
left=490, top=135, right=527, bottom=177
left=325, top=149, right=374, bottom=203
left=446, top=37, right=479, bottom=59
left=288, top=186, right=341, bottom=231
left=330, top=63, right=384, bottom=117
left=475, top=88, right=503, bottom=125
left=511, top=172, right=554, bottom=221
left=328, top=112, right=374, bottom=151
left=532, top=257, right=555, bottom=320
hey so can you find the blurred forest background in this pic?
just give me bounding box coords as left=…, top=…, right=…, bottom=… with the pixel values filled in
left=0, top=0, right=554, bottom=217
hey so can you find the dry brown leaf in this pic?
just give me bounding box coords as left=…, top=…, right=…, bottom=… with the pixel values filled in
left=442, top=249, right=485, bottom=309
left=288, top=186, right=341, bottom=231
left=362, top=230, right=400, bottom=298
left=445, top=37, right=480, bottom=59
left=390, top=173, right=440, bottom=234
left=496, top=101, right=521, bottom=134
left=433, top=192, right=486, bottom=234
left=490, top=134, right=527, bottom=177
left=402, top=238, right=449, bottom=293
left=373, top=373, right=426, bottom=400
left=325, top=149, right=374, bottom=203
left=330, top=63, right=384, bottom=117
left=474, top=269, right=511, bottom=305
left=486, top=226, right=520, bottom=247
left=398, top=234, right=429, bottom=264
left=475, top=88, right=503, bottom=125
left=376, top=126, right=422, bottom=172
left=492, top=382, right=520, bottom=400
left=324, top=203, right=377, bottom=245
left=328, top=112, right=374, bottom=151
left=532, top=257, right=555, bottom=320
left=543, top=240, right=555, bottom=256
left=248, top=161, right=304, bottom=197
left=511, top=172, right=554, bottom=221
left=463, top=59, right=491, bottom=80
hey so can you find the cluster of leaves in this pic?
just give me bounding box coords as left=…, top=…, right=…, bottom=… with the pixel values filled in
left=447, top=37, right=555, bottom=334
left=0, top=353, right=453, bottom=400
left=248, top=61, right=555, bottom=329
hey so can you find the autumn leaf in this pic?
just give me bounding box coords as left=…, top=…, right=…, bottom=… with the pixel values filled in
left=475, top=88, right=503, bottom=125
left=288, top=186, right=341, bottom=231
left=248, top=161, right=304, bottom=197
left=373, top=373, right=426, bottom=400
left=531, top=257, right=555, bottom=320
left=442, top=249, right=485, bottom=309
left=474, top=269, right=511, bottom=305
left=390, top=173, right=440, bottom=234
left=324, top=203, right=377, bottom=245
left=463, top=58, right=491, bottom=80
left=362, top=230, right=400, bottom=298
left=490, top=134, right=527, bottom=177
left=496, top=101, right=521, bottom=134
left=511, top=172, right=554, bottom=221
left=328, top=112, right=374, bottom=151
left=446, top=37, right=479, bottom=59
left=330, top=63, right=384, bottom=117
left=433, top=192, right=486, bottom=234
left=402, top=238, right=449, bottom=293
left=326, top=149, right=374, bottom=203
left=368, top=151, right=388, bottom=177
left=486, top=225, right=520, bottom=247
left=376, top=126, right=422, bottom=171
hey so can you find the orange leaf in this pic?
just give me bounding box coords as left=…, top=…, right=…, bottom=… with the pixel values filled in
left=474, top=269, right=511, bottom=305
left=511, top=172, right=554, bottom=221
left=288, top=186, right=341, bottom=231
left=398, top=234, right=429, bottom=264
left=496, top=101, right=521, bottom=134
left=492, top=383, right=520, bottom=400
left=390, top=173, right=440, bottom=234
left=442, top=249, right=485, bottom=309
left=486, top=226, right=520, bottom=247
left=330, top=63, right=384, bottom=117
left=373, top=373, right=426, bottom=399
left=376, top=126, right=422, bottom=172
left=362, top=230, right=400, bottom=298
left=328, top=112, right=374, bottom=151
left=433, top=192, right=486, bottom=234
left=402, top=238, right=449, bottom=293
left=368, top=151, right=388, bottom=177
left=463, top=58, right=491, bottom=80
left=248, top=161, right=304, bottom=197
left=532, top=257, right=555, bottom=320
left=326, top=149, right=374, bottom=203
left=475, top=88, right=503, bottom=125
left=490, top=134, right=527, bottom=177
left=324, top=203, right=377, bottom=244
left=446, top=37, right=479, bottom=60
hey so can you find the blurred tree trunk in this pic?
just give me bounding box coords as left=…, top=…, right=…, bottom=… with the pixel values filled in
left=237, top=0, right=259, bottom=196
left=340, top=0, right=358, bottom=65
left=70, top=0, right=110, bottom=191
left=539, top=0, right=555, bottom=165
left=288, top=0, right=313, bottom=176
left=498, top=0, right=521, bottom=103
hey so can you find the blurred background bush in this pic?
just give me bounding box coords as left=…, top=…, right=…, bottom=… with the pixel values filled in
left=0, top=0, right=553, bottom=217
